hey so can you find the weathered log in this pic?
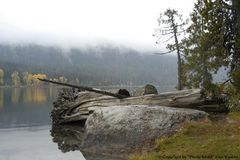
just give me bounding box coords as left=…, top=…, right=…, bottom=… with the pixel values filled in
left=52, top=88, right=228, bottom=124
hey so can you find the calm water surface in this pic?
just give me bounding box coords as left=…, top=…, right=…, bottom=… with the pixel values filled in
left=0, top=87, right=86, bottom=160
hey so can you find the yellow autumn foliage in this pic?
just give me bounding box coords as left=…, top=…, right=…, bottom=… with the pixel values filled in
left=32, top=74, right=47, bottom=85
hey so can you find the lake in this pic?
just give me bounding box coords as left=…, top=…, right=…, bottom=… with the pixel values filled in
left=0, top=85, right=175, bottom=160
left=0, top=87, right=88, bottom=160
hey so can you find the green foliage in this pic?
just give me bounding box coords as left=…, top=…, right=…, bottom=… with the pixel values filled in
left=181, top=0, right=240, bottom=113
left=204, top=83, right=224, bottom=98
left=182, top=0, right=227, bottom=90
left=230, top=68, right=240, bottom=90
left=226, top=85, right=240, bottom=111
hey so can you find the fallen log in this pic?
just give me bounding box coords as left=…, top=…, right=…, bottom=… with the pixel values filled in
left=52, top=88, right=228, bottom=124
left=38, top=78, right=128, bottom=99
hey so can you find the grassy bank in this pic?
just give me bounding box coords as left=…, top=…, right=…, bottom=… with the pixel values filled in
left=130, top=112, right=240, bottom=160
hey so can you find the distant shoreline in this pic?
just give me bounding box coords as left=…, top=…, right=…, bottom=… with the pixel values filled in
left=0, top=85, right=60, bottom=89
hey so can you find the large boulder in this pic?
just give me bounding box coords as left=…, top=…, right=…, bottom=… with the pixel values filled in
left=82, top=105, right=208, bottom=156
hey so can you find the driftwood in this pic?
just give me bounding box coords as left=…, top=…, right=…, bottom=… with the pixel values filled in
left=38, top=78, right=128, bottom=98
left=52, top=88, right=228, bottom=124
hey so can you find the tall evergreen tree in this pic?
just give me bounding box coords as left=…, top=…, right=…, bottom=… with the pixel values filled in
left=182, top=0, right=240, bottom=110
left=182, top=0, right=231, bottom=90
left=229, top=0, right=240, bottom=90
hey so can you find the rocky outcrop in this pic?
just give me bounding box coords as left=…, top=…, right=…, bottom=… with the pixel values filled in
left=81, top=105, right=208, bottom=155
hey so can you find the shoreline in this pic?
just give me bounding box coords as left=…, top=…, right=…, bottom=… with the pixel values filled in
left=0, top=84, right=176, bottom=90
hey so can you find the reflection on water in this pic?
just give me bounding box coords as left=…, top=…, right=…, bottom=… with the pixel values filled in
left=33, top=87, right=47, bottom=103
left=51, top=124, right=85, bottom=153
left=0, top=89, right=3, bottom=109
left=49, top=86, right=58, bottom=99
left=0, top=87, right=87, bottom=160
left=0, top=126, right=86, bottom=160
left=11, top=88, right=20, bottom=104
left=0, top=87, right=59, bottom=128
left=23, top=87, right=47, bottom=103
left=0, top=87, right=59, bottom=108
left=51, top=124, right=126, bottom=160
left=23, top=87, right=33, bottom=103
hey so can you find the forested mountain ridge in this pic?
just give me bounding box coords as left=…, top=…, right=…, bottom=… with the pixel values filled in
left=0, top=44, right=178, bottom=86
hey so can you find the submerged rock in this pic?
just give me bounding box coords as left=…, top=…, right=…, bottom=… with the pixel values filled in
left=82, top=105, right=208, bottom=155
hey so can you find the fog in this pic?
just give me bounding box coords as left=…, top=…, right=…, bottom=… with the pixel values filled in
left=0, top=0, right=195, bottom=51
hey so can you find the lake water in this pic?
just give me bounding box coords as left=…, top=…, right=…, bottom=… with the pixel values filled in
left=0, top=87, right=87, bottom=160
left=0, top=85, right=175, bottom=160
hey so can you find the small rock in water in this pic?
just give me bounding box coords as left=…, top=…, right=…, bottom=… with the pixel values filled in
left=117, top=89, right=130, bottom=97
left=133, top=84, right=158, bottom=96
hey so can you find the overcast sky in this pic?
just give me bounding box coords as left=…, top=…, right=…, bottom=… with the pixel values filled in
left=0, top=0, right=195, bottom=51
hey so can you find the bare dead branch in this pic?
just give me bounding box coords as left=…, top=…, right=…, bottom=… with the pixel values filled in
left=160, top=31, right=174, bottom=36
left=222, top=79, right=231, bottom=85
left=154, top=50, right=173, bottom=55
left=162, top=35, right=175, bottom=43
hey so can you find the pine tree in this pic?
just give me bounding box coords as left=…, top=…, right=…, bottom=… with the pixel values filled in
left=153, top=9, right=187, bottom=90
left=229, top=0, right=240, bottom=90
left=182, top=0, right=228, bottom=90
left=181, top=0, right=240, bottom=111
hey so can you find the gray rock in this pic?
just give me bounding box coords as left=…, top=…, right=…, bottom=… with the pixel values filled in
left=133, top=84, right=158, bottom=96
left=82, top=105, right=208, bottom=155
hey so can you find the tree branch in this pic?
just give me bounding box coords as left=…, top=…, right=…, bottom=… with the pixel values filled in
left=221, top=78, right=231, bottom=85
left=162, top=35, right=175, bottom=42
left=154, top=50, right=173, bottom=55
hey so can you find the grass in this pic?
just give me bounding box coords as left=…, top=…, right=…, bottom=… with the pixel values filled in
left=130, top=112, right=240, bottom=160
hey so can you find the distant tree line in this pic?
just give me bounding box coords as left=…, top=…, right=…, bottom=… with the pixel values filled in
left=0, top=68, right=72, bottom=87
left=0, top=44, right=179, bottom=87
